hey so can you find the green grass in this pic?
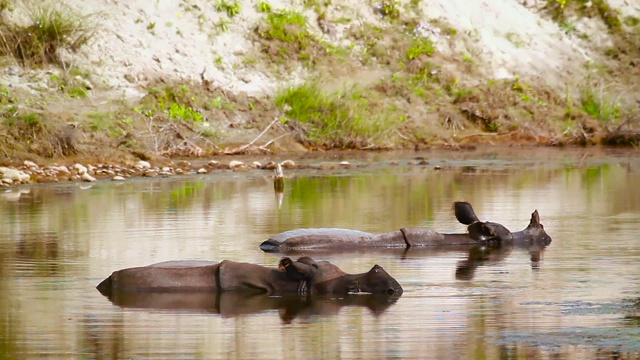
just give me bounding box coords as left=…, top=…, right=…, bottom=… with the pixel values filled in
left=141, top=84, right=211, bottom=123
left=580, top=86, right=620, bottom=122
left=68, top=87, right=88, bottom=99
left=216, top=0, right=241, bottom=18
left=0, top=85, right=13, bottom=104
left=0, top=1, right=99, bottom=65
left=0, top=0, right=12, bottom=13
left=375, top=0, right=401, bottom=20
left=167, top=102, right=203, bottom=122
left=406, top=37, right=435, bottom=60
left=544, top=0, right=621, bottom=32
left=47, top=71, right=91, bottom=98
left=262, top=10, right=308, bottom=44
left=275, top=81, right=403, bottom=148
left=256, top=1, right=272, bottom=13
left=255, top=9, right=327, bottom=64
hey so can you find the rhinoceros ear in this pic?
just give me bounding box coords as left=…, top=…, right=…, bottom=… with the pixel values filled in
left=454, top=201, right=481, bottom=225
left=467, top=222, right=493, bottom=241
left=279, top=257, right=317, bottom=280
left=469, top=221, right=513, bottom=242
left=528, top=210, right=542, bottom=228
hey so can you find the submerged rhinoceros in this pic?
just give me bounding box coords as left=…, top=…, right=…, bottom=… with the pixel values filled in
left=96, top=256, right=403, bottom=296
left=259, top=201, right=552, bottom=253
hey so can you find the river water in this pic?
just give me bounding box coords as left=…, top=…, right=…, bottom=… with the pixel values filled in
left=1, top=147, right=639, bottom=359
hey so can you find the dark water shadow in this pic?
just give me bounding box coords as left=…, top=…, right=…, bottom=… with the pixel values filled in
left=452, top=243, right=545, bottom=280
left=102, top=290, right=400, bottom=323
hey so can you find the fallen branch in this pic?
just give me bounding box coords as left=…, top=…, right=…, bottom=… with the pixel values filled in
left=224, top=116, right=282, bottom=155
left=261, top=132, right=292, bottom=149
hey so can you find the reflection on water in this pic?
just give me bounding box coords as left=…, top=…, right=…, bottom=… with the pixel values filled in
left=1, top=147, right=640, bottom=359
left=102, top=291, right=399, bottom=321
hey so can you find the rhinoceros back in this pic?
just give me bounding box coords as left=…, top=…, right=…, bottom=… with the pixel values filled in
left=270, top=228, right=374, bottom=242
left=262, top=228, right=382, bottom=251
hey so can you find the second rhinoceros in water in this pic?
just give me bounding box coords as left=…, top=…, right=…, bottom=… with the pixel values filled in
left=260, top=202, right=552, bottom=253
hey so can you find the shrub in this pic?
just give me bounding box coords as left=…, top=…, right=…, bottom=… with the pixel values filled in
left=580, top=86, right=620, bottom=122
left=0, top=1, right=99, bottom=65
left=275, top=81, right=403, bottom=148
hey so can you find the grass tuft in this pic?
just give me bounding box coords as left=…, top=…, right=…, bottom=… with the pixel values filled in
left=579, top=85, right=621, bottom=122
left=0, top=1, right=99, bottom=66
left=216, top=0, right=241, bottom=18
left=406, top=37, right=435, bottom=60
left=255, top=9, right=328, bottom=64
left=262, top=10, right=308, bottom=44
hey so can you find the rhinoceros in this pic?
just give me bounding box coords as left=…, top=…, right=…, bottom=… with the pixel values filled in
left=260, top=201, right=552, bottom=253
left=96, top=256, right=403, bottom=296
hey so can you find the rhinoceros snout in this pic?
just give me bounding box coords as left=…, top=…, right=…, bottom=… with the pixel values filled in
left=259, top=240, right=279, bottom=253
left=387, top=286, right=403, bottom=295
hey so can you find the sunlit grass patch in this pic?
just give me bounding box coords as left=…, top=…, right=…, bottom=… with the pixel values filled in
left=579, top=86, right=621, bottom=122
left=275, top=81, right=404, bottom=149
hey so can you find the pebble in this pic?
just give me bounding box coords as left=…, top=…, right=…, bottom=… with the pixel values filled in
left=262, top=161, right=277, bottom=170
left=2, top=169, right=22, bottom=181
left=73, top=163, right=88, bottom=175
left=229, top=160, right=244, bottom=169
left=136, top=160, right=151, bottom=169
left=0, top=157, right=380, bottom=187
left=81, top=173, right=96, bottom=182
left=23, top=160, right=38, bottom=169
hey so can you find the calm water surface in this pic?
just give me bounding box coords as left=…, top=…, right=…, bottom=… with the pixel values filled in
left=1, top=147, right=640, bottom=359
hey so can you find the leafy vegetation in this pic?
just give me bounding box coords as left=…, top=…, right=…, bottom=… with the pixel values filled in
left=216, top=0, right=241, bottom=18
left=0, top=0, right=12, bottom=13
left=275, top=81, right=404, bottom=148
left=406, top=37, right=435, bottom=60
left=579, top=85, right=621, bottom=122
left=255, top=9, right=328, bottom=64
left=261, top=10, right=307, bottom=44
left=47, top=71, right=92, bottom=99
left=375, top=0, right=401, bottom=20
left=256, top=1, right=272, bottom=13
left=0, top=1, right=99, bottom=65
left=544, top=0, right=621, bottom=32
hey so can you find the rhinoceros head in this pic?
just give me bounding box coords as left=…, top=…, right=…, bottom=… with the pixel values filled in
left=352, top=264, right=404, bottom=295
left=279, top=257, right=403, bottom=295
left=519, top=210, right=552, bottom=246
